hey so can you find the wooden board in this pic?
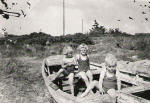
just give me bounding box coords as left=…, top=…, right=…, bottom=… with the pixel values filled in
left=76, top=93, right=112, bottom=103
left=118, top=93, right=150, bottom=103
left=117, top=60, right=150, bottom=78
left=121, top=85, right=150, bottom=94
left=44, top=78, right=79, bottom=103
left=119, top=73, right=150, bottom=85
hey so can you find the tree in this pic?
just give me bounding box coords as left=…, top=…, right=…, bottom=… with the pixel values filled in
left=108, top=28, right=123, bottom=35
left=89, top=20, right=106, bottom=36
left=114, top=28, right=122, bottom=34
left=108, top=28, right=115, bottom=34
left=92, top=20, right=99, bottom=30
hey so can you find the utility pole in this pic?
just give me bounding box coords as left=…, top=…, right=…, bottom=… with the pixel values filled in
left=63, top=0, right=65, bottom=36
left=82, top=19, right=83, bottom=33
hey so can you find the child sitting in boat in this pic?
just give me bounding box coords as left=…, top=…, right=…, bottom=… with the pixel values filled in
left=55, top=46, right=76, bottom=95
left=80, top=54, right=121, bottom=103
left=76, top=43, right=93, bottom=87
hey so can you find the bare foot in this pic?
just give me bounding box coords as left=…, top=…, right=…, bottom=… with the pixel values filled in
left=47, top=74, right=57, bottom=81
left=79, top=92, right=87, bottom=98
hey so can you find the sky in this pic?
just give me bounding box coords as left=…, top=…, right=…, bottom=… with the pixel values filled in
left=0, top=0, right=150, bottom=36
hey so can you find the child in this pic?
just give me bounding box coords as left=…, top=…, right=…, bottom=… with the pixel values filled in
left=56, top=46, right=76, bottom=95
left=76, top=44, right=93, bottom=87
left=80, top=54, right=121, bottom=103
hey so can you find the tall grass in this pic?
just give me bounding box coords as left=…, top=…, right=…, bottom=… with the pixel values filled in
left=91, top=34, right=150, bottom=60
left=0, top=57, right=56, bottom=103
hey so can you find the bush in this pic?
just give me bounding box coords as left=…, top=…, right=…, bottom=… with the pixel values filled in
left=0, top=32, right=94, bottom=46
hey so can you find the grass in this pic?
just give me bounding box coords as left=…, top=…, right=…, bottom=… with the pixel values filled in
left=0, top=57, right=56, bottom=103
left=91, top=35, right=150, bottom=60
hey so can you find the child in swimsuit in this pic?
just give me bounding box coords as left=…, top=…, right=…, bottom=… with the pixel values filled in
left=80, top=54, right=121, bottom=103
left=54, top=46, right=76, bottom=95
left=76, top=44, right=93, bottom=87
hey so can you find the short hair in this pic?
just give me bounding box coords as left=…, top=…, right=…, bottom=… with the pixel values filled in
left=63, top=46, right=74, bottom=55
left=105, top=54, right=117, bottom=66
left=77, top=43, right=89, bottom=51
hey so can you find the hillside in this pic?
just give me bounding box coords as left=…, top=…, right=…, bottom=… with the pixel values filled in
left=90, top=35, right=150, bottom=62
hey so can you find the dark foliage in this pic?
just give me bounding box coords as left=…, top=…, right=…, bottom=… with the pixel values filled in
left=89, top=20, right=106, bottom=36
left=88, top=20, right=128, bottom=37
left=0, top=32, right=93, bottom=46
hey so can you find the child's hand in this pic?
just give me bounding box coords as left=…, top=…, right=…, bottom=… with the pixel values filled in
left=62, top=64, right=67, bottom=68
left=116, top=90, right=121, bottom=100
left=99, top=87, right=105, bottom=95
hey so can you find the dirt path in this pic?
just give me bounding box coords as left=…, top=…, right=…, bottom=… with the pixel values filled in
left=0, top=56, right=55, bottom=103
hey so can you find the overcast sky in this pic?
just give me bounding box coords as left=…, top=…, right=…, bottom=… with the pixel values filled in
left=0, top=0, right=150, bottom=35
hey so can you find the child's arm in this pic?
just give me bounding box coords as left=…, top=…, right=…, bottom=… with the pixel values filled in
left=75, top=54, right=79, bottom=64
left=116, top=67, right=121, bottom=92
left=72, top=56, right=78, bottom=66
left=98, top=67, right=106, bottom=93
left=74, top=54, right=80, bottom=70
left=62, top=57, right=68, bottom=68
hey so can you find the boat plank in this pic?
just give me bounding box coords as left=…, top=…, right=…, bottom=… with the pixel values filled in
left=46, top=83, right=67, bottom=103
left=121, top=85, right=150, bottom=94
left=77, top=92, right=112, bottom=103
left=45, top=81, right=79, bottom=103
left=118, top=93, right=150, bottom=103
left=119, top=73, right=150, bottom=85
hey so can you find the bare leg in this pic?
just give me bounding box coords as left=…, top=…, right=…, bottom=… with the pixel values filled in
left=47, top=69, right=64, bottom=81
left=68, top=73, right=74, bottom=96
left=107, top=89, right=117, bottom=103
left=80, top=80, right=98, bottom=97
left=51, top=68, right=64, bottom=81
left=78, top=71, right=89, bottom=87
left=56, top=69, right=64, bottom=77
left=86, top=70, right=93, bottom=83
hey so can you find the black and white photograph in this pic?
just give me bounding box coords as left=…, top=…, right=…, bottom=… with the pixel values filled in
left=0, top=0, right=150, bottom=103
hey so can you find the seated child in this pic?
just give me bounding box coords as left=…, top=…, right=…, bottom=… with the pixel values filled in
left=55, top=46, right=76, bottom=95
left=76, top=44, right=93, bottom=87
left=80, top=54, right=121, bottom=103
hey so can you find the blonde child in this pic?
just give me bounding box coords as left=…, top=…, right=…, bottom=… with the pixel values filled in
left=76, top=44, right=93, bottom=87
left=80, top=54, right=121, bottom=103
left=56, top=46, right=76, bottom=96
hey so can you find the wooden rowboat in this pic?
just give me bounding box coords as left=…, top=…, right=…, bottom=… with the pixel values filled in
left=41, top=55, right=150, bottom=103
